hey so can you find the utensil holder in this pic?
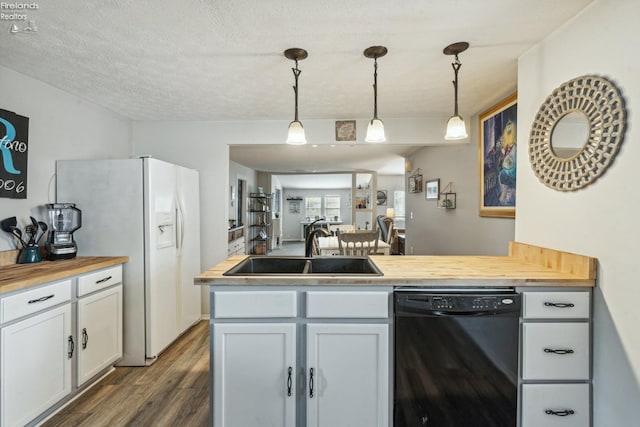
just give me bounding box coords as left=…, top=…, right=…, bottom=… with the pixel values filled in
left=18, top=246, right=42, bottom=264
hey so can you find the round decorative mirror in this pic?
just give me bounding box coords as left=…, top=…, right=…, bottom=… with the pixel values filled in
left=529, top=75, right=626, bottom=191
left=550, top=111, right=589, bottom=159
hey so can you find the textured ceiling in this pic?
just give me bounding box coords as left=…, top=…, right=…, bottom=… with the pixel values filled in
left=0, top=0, right=593, bottom=173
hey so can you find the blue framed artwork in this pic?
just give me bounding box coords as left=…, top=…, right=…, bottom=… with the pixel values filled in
left=479, top=93, right=517, bottom=218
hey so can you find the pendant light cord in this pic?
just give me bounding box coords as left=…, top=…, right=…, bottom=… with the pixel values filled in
left=451, top=54, right=461, bottom=116
left=292, top=59, right=301, bottom=121
left=372, top=58, right=379, bottom=119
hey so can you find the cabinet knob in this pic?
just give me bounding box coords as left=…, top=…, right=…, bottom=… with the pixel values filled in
left=309, top=368, right=314, bottom=398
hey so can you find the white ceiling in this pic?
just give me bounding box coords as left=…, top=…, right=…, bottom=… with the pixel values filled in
left=1, top=0, right=593, bottom=174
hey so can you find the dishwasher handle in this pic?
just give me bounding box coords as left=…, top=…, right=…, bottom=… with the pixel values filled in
left=396, top=306, right=520, bottom=317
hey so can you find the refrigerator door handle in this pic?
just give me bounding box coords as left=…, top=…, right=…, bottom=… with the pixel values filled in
left=175, top=197, right=185, bottom=255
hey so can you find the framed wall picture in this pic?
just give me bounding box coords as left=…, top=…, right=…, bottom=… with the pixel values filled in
left=479, top=93, right=517, bottom=218
left=376, top=190, right=387, bottom=206
left=425, top=179, right=439, bottom=200
left=335, top=120, right=356, bottom=141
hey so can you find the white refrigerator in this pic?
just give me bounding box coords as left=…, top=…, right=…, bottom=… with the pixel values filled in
left=56, top=157, right=202, bottom=366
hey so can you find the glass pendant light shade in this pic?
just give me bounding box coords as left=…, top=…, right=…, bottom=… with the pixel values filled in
left=286, top=120, right=307, bottom=145
left=365, top=118, right=386, bottom=143
left=445, top=115, right=468, bottom=140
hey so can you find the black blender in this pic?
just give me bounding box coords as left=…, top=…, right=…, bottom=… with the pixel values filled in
left=45, top=203, right=82, bottom=260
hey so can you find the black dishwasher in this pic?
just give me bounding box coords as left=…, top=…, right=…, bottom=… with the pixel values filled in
left=394, top=289, right=521, bottom=427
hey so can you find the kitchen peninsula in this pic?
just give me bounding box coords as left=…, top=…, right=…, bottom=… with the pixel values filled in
left=198, top=242, right=596, bottom=427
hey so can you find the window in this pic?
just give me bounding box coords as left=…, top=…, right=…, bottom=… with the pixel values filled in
left=305, top=196, right=322, bottom=219
left=324, top=195, right=341, bottom=220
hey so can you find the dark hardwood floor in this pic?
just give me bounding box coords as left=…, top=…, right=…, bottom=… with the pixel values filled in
left=43, top=320, right=209, bottom=427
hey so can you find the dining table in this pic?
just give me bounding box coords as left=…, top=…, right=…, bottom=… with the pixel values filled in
left=316, top=235, right=391, bottom=256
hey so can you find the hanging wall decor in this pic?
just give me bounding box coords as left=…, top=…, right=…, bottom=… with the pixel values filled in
left=529, top=75, right=626, bottom=191
left=479, top=93, right=517, bottom=218
left=408, top=169, right=423, bottom=193
left=0, top=109, right=29, bottom=199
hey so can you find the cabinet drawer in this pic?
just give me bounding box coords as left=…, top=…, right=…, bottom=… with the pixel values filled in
left=522, top=322, right=589, bottom=380
left=1, top=280, right=72, bottom=324
left=78, top=265, right=123, bottom=297
left=523, top=291, right=590, bottom=319
left=522, top=384, right=590, bottom=427
left=214, top=291, right=297, bottom=318
left=306, top=291, right=389, bottom=318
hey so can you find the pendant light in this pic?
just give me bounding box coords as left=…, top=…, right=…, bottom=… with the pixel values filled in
left=284, top=48, right=308, bottom=145
left=444, top=42, right=469, bottom=140
left=364, top=46, right=388, bottom=143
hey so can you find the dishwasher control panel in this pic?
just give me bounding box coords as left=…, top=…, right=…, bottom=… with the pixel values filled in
left=395, top=291, right=521, bottom=315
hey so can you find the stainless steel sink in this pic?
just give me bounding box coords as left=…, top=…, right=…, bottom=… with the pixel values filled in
left=223, top=256, right=383, bottom=276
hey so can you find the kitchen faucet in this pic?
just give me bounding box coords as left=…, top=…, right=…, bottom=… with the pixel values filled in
left=305, top=227, right=330, bottom=257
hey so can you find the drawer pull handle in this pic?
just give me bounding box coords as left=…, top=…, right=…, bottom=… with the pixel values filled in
left=68, top=335, right=75, bottom=359
left=544, top=348, right=574, bottom=355
left=82, top=328, right=89, bottom=349
left=95, top=275, right=113, bottom=284
left=309, top=368, right=314, bottom=398
left=287, top=367, right=293, bottom=397
left=28, top=294, right=55, bottom=304
left=544, top=302, right=575, bottom=308
left=545, top=409, right=575, bottom=416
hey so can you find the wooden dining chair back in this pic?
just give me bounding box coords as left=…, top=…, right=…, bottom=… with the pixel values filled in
left=337, top=231, right=379, bottom=256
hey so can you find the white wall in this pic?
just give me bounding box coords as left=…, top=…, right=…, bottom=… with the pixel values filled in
left=0, top=65, right=131, bottom=251
left=406, top=110, right=515, bottom=255
left=516, top=0, right=640, bottom=424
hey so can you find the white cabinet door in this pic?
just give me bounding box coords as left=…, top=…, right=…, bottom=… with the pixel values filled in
left=1, top=304, right=72, bottom=427
left=77, top=285, right=123, bottom=386
left=306, top=323, right=389, bottom=427
left=213, top=323, right=296, bottom=427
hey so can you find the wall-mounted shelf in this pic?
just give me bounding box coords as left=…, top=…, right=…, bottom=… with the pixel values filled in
left=438, top=182, right=456, bottom=209
left=438, top=192, right=456, bottom=209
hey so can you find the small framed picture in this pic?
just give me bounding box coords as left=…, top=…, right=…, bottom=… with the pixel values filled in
left=335, top=120, right=356, bottom=141
left=425, top=179, right=440, bottom=200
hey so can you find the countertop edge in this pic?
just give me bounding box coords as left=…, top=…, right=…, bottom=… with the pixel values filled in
left=0, top=256, right=129, bottom=295
left=195, top=242, right=597, bottom=288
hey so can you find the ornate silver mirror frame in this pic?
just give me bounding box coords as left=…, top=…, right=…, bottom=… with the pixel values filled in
left=529, top=75, right=626, bottom=191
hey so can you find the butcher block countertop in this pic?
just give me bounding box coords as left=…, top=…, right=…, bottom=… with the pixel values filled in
left=196, top=242, right=596, bottom=287
left=0, top=256, right=129, bottom=295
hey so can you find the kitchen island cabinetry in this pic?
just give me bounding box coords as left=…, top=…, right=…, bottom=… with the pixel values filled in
left=199, top=242, right=597, bottom=427
left=0, top=257, right=126, bottom=427
left=211, top=288, right=391, bottom=427
left=520, top=289, right=592, bottom=427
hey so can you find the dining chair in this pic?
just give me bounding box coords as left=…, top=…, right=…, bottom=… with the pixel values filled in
left=337, top=231, right=379, bottom=256
left=376, top=215, right=394, bottom=244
